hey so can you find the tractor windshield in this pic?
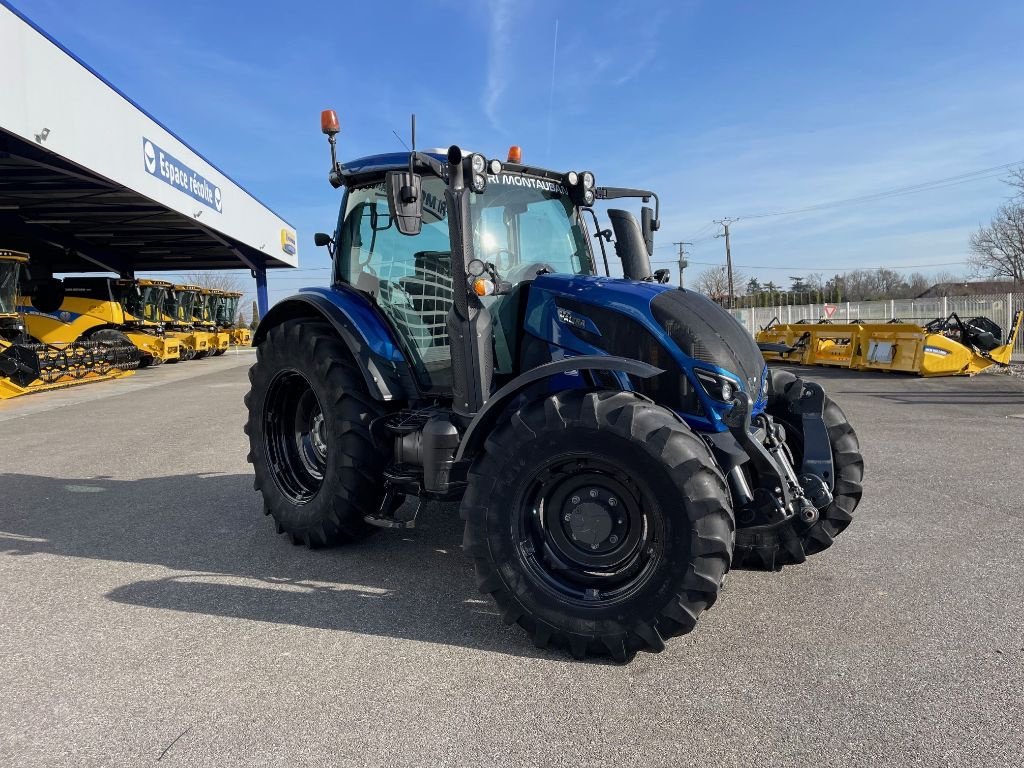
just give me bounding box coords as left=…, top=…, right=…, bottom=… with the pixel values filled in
left=194, top=295, right=212, bottom=324
left=168, top=290, right=196, bottom=324
left=115, top=282, right=146, bottom=321
left=219, top=296, right=238, bottom=326
left=336, top=172, right=593, bottom=390
left=140, top=286, right=164, bottom=324
left=0, top=260, right=20, bottom=315
left=470, top=174, right=594, bottom=279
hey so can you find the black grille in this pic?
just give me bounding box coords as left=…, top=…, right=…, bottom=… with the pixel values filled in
left=651, top=289, right=766, bottom=398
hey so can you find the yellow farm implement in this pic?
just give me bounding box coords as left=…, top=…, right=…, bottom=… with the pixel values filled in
left=757, top=311, right=1022, bottom=376
left=1, top=250, right=136, bottom=399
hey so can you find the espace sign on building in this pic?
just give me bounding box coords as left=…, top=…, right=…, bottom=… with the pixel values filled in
left=143, top=138, right=223, bottom=213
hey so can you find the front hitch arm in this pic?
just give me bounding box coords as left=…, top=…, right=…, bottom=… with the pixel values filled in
left=722, top=391, right=794, bottom=509
left=783, top=380, right=836, bottom=491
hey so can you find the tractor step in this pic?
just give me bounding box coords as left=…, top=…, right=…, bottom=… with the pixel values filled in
left=364, top=482, right=420, bottom=529
left=363, top=513, right=416, bottom=529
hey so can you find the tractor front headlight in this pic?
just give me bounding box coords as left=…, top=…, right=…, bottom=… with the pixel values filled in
left=470, top=153, right=486, bottom=175
left=694, top=369, right=741, bottom=403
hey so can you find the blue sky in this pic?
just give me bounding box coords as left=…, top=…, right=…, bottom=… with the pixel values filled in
left=11, top=0, right=1024, bottom=306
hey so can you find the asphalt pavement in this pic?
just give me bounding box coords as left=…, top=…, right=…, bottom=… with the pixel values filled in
left=1, top=353, right=1022, bottom=767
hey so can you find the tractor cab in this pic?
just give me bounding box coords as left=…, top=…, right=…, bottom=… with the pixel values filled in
left=219, top=292, right=240, bottom=327
left=133, top=279, right=172, bottom=328
left=331, top=152, right=601, bottom=391
left=0, top=250, right=28, bottom=342
left=193, top=288, right=216, bottom=329
left=110, top=279, right=152, bottom=327
left=165, top=285, right=201, bottom=328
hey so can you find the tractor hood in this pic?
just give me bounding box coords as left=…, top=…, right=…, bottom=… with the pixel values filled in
left=523, top=274, right=767, bottom=430
left=648, top=288, right=767, bottom=398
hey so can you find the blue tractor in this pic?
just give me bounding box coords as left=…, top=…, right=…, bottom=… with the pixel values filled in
left=245, top=112, right=863, bottom=661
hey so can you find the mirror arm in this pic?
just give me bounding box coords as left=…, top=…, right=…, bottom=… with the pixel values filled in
left=595, top=187, right=660, bottom=229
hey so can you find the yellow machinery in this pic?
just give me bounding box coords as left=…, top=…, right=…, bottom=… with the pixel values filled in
left=200, top=288, right=231, bottom=356
left=1, top=250, right=135, bottom=399
left=163, top=284, right=213, bottom=360
left=757, top=311, right=1023, bottom=376
left=20, top=276, right=180, bottom=366
left=212, top=290, right=251, bottom=348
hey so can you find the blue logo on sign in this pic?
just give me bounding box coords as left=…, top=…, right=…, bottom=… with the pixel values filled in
left=143, top=138, right=223, bottom=213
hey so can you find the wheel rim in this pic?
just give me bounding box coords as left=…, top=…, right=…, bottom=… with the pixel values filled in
left=264, top=369, right=328, bottom=504
left=514, top=456, right=664, bottom=607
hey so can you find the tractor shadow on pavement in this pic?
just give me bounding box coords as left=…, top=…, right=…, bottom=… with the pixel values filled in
left=0, top=472, right=568, bottom=661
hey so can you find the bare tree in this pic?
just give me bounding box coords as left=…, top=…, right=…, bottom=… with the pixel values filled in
left=187, top=271, right=247, bottom=293
left=187, top=270, right=250, bottom=323
left=969, top=202, right=1024, bottom=283
left=904, top=272, right=931, bottom=298
left=695, top=265, right=747, bottom=303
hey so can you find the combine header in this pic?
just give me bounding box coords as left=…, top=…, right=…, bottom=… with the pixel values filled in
left=757, top=312, right=1022, bottom=376
left=0, top=250, right=136, bottom=399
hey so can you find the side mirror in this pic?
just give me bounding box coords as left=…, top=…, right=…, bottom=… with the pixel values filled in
left=313, top=232, right=332, bottom=247
left=386, top=170, right=423, bottom=236
left=640, top=206, right=657, bottom=256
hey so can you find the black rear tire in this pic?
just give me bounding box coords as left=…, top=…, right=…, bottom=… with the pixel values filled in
left=244, top=319, right=388, bottom=547
left=461, top=390, right=734, bottom=662
left=734, top=368, right=864, bottom=570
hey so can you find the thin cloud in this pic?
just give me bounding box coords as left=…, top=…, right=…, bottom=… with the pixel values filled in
left=483, top=0, right=514, bottom=129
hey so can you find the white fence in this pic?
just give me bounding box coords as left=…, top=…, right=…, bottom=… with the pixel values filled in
left=731, top=292, right=1024, bottom=359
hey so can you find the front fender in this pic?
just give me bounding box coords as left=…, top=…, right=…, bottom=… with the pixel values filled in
left=254, top=286, right=416, bottom=402
left=454, top=355, right=664, bottom=462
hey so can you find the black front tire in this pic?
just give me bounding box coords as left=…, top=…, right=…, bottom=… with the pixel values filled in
left=734, top=368, right=864, bottom=569
left=244, top=319, right=389, bottom=547
left=461, top=390, right=734, bottom=662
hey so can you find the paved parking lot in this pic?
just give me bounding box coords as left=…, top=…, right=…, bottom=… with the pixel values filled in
left=1, top=354, right=1022, bottom=767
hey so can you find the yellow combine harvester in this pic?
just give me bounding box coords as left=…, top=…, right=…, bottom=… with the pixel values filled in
left=757, top=311, right=1023, bottom=376
left=163, top=284, right=213, bottom=360
left=212, top=290, right=251, bottom=347
left=199, top=288, right=231, bottom=356
left=20, top=276, right=180, bottom=366
left=1, top=250, right=136, bottom=399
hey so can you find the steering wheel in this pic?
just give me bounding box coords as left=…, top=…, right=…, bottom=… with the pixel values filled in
left=484, top=248, right=515, bottom=271
left=504, top=262, right=556, bottom=284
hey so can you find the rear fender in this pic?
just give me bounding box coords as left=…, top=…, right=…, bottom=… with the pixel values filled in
left=253, top=286, right=416, bottom=402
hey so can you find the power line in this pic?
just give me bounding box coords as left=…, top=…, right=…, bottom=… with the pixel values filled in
left=737, top=160, right=1024, bottom=220
left=650, top=258, right=971, bottom=272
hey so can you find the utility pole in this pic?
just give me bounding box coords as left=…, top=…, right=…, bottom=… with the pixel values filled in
left=714, top=218, right=738, bottom=308
left=672, top=241, right=691, bottom=288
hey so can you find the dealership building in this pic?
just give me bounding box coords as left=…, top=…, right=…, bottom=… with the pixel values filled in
left=0, top=0, right=297, bottom=317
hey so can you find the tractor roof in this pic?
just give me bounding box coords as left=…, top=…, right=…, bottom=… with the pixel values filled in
left=342, top=152, right=447, bottom=177
left=341, top=152, right=567, bottom=186
left=0, top=249, right=29, bottom=263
